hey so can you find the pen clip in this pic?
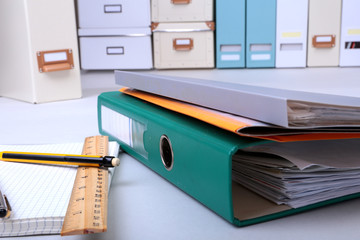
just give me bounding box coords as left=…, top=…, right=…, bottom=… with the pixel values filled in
left=0, top=193, right=12, bottom=218
left=4, top=195, right=12, bottom=218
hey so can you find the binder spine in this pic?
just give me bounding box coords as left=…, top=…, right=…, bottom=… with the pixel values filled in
left=97, top=91, right=241, bottom=223
left=275, top=0, right=308, bottom=68
left=246, top=0, right=276, bottom=68
left=216, top=0, right=246, bottom=68
left=339, top=0, right=360, bottom=67
left=307, top=0, right=342, bottom=67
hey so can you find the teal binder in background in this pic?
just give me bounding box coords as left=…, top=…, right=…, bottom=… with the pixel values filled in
left=216, top=0, right=245, bottom=68
left=246, top=0, right=276, bottom=68
left=98, top=91, right=360, bottom=226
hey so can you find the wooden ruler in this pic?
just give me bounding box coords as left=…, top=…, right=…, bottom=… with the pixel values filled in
left=61, top=135, right=110, bottom=236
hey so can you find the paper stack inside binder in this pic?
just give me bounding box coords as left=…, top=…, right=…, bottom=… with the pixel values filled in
left=232, top=138, right=360, bottom=208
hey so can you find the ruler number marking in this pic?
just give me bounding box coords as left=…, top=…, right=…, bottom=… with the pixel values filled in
left=61, top=136, right=109, bottom=236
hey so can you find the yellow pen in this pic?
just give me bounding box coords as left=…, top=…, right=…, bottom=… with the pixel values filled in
left=0, top=151, right=120, bottom=168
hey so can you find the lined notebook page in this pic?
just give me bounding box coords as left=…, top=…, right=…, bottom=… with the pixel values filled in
left=0, top=142, right=119, bottom=237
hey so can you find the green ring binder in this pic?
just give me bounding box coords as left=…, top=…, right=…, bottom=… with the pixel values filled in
left=98, top=91, right=360, bottom=226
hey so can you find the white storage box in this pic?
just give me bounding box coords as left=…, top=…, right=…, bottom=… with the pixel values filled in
left=78, top=28, right=153, bottom=70
left=151, top=0, right=213, bottom=22
left=152, top=22, right=215, bottom=69
left=77, top=0, right=151, bottom=28
left=0, top=0, right=81, bottom=103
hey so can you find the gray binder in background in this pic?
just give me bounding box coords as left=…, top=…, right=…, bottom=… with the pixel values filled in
left=114, top=70, right=360, bottom=129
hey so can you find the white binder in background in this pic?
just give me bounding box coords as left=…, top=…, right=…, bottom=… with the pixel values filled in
left=339, top=0, right=360, bottom=67
left=276, top=0, right=308, bottom=68
left=307, top=0, right=342, bottom=67
left=0, top=0, right=81, bottom=103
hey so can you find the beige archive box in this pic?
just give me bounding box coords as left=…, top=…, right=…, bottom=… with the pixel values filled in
left=152, top=22, right=215, bottom=69
left=0, top=0, right=81, bottom=103
left=307, top=0, right=342, bottom=67
left=151, top=0, right=213, bottom=22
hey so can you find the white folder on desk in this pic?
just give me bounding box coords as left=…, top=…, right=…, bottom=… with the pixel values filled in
left=276, top=0, right=308, bottom=68
left=115, top=70, right=360, bottom=129
left=339, top=0, right=360, bottom=67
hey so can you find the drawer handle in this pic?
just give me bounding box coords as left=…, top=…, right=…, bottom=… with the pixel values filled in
left=171, top=0, right=191, bottom=4
left=312, top=35, right=336, bottom=48
left=107, top=47, right=124, bottom=55
left=173, top=38, right=193, bottom=51
left=36, top=49, right=74, bottom=73
left=104, top=4, right=122, bottom=13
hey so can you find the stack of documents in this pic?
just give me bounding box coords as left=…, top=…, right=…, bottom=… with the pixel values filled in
left=232, top=138, right=360, bottom=208
left=287, top=101, right=360, bottom=127
left=109, top=70, right=360, bottom=225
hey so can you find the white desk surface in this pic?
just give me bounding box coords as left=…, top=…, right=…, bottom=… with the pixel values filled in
left=1, top=70, right=360, bottom=240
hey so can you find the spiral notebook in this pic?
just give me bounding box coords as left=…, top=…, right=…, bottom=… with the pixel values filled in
left=0, top=142, right=119, bottom=237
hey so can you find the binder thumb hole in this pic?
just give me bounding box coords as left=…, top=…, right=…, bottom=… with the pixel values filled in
left=160, top=135, right=174, bottom=171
